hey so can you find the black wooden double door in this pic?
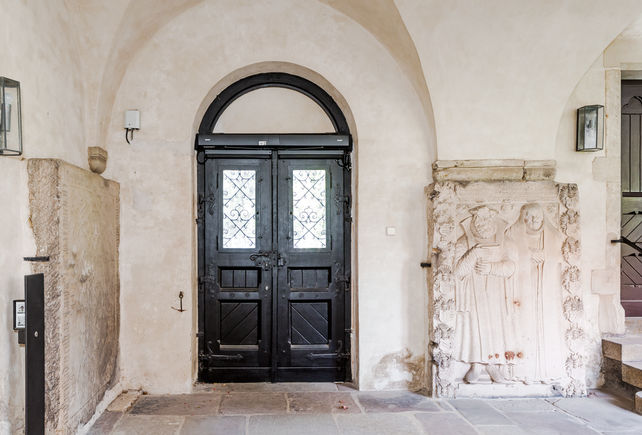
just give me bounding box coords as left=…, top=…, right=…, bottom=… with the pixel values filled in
left=199, top=153, right=350, bottom=382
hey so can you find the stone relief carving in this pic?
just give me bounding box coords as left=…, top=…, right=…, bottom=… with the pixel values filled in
left=428, top=180, right=586, bottom=397
left=453, top=206, right=515, bottom=384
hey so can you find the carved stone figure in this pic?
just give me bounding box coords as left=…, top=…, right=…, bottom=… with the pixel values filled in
left=428, top=174, right=585, bottom=397
left=453, top=206, right=516, bottom=383
left=505, top=203, right=564, bottom=384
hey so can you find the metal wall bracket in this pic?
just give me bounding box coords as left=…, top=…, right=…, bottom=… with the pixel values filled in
left=23, top=256, right=50, bottom=262
left=611, top=237, right=642, bottom=255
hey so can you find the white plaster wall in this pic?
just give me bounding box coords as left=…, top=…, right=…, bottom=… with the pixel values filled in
left=554, top=56, right=611, bottom=386
left=105, top=0, right=435, bottom=393
left=396, top=0, right=642, bottom=160
left=0, top=1, right=88, bottom=432
left=0, top=160, right=30, bottom=434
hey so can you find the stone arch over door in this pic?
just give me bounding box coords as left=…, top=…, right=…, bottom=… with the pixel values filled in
left=195, top=70, right=356, bottom=382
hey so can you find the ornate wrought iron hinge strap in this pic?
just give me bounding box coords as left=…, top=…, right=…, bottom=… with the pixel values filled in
left=196, top=192, right=216, bottom=224
left=306, top=340, right=350, bottom=361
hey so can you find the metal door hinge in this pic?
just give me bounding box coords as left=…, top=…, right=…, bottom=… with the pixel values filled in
left=196, top=192, right=215, bottom=224
left=337, top=154, right=352, bottom=171
left=344, top=194, right=352, bottom=208
left=335, top=273, right=350, bottom=290
left=198, top=340, right=245, bottom=367
left=306, top=340, right=350, bottom=361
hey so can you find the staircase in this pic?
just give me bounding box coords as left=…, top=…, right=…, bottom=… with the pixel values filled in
left=602, top=321, right=642, bottom=414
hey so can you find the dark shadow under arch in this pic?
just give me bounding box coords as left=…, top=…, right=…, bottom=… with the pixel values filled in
left=198, top=73, right=350, bottom=135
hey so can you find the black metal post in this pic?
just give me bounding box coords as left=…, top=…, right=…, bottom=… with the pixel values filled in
left=25, top=273, right=45, bottom=435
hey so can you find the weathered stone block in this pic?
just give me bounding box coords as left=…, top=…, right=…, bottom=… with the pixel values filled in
left=635, top=391, right=642, bottom=414
left=432, top=159, right=556, bottom=182
left=602, top=336, right=642, bottom=362
left=623, top=361, right=642, bottom=388
left=28, top=159, right=120, bottom=434
left=108, top=391, right=141, bottom=413
left=427, top=166, right=585, bottom=398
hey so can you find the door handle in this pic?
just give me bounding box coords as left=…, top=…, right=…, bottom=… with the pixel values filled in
left=249, top=251, right=286, bottom=268
left=250, top=250, right=272, bottom=270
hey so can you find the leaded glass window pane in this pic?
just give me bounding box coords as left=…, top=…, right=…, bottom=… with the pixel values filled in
left=223, top=170, right=256, bottom=249
left=292, top=169, right=327, bottom=249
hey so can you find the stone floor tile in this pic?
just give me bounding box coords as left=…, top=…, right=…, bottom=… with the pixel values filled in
left=87, top=411, right=122, bottom=434
left=108, top=390, right=142, bottom=412
left=550, top=396, right=642, bottom=432
left=356, top=391, right=441, bottom=413
left=603, top=432, right=642, bottom=435
left=220, top=392, right=287, bottom=415
left=207, top=382, right=339, bottom=393
left=448, top=399, right=512, bottom=425
left=476, top=425, right=528, bottom=435
left=505, top=410, right=601, bottom=434
left=336, top=413, right=422, bottom=435
left=180, top=415, right=246, bottom=435
left=434, top=400, right=455, bottom=411
left=287, top=392, right=360, bottom=414
left=486, top=398, right=556, bottom=412
left=413, top=412, right=477, bottom=435
left=248, top=414, right=338, bottom=435
left=336, top=383, right=359, bottom=391
left=129, top=393, right=222, bottom=416
left=110, top=415, right=184, bottom=435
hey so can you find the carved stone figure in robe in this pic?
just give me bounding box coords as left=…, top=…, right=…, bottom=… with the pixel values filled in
left=453, top=206, right=516, bottom=383
left=505, top=203, right=564, bottom=384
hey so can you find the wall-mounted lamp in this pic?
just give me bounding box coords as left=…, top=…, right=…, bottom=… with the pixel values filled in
left=0, top=77, right=22, bottom=156
left=124, top=109, right=140, bottom=144
left=576, top=105, right=604, bottom=152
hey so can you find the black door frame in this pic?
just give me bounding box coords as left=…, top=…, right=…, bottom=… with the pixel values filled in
left=195, top=73, right=353, bottom=382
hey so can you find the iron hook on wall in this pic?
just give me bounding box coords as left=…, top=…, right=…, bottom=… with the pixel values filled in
left=171, top=291, right=185, bottom=312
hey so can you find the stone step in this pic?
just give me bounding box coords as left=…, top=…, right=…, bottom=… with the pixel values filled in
left=623, top=361, right=642, bottom=389
left=602, top=336, right=642, bottom=362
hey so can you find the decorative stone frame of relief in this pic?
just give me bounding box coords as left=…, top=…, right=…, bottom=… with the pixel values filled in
left=427, top=160, right=585, bottom=398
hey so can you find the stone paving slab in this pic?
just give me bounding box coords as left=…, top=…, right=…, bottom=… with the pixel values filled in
left=195, top=382, right=340, bottom=393
left=180, top=416, right=246, bottom=435
left=449, top=399, right=513, bottom=425
left=220, top=392, right=288, bottom=415
left=505, top=410, right=601, bottom=434
left=129, top=393, right=222, bottom=416
left=413, top=412, right=477, bottom=435
left=248, top=414, right=338, bottom=435
left=87, top=410, right=122, bottom=434
left=90, top=386, right=642, bottom=434
left=485, top=398, right=557, bottom=412
left=356, top=391, right=441, bottom=413
left=287, top=392, right=360, bottom=414
left=110, top=415, right=184, bottom=435
left=335, top=413, right=421, bottom=435
left=549, top=396, right=642, bottom=432
left=107, top=390, right=141, bottom=412
left=475, top=424, right=528, bottom=435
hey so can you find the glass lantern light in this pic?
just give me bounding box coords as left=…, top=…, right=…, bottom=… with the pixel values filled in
left=0, top=77, right=22, bottom=156
left=576, top=105, right=604, bottom=152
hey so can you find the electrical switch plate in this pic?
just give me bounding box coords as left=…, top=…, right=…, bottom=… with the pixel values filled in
left=386, top=226, right=396, bottom=236
left=125, top=110, right=140, bottom=129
